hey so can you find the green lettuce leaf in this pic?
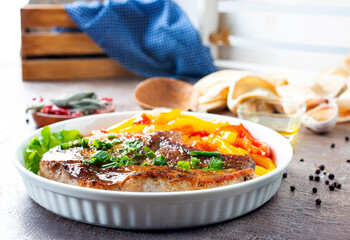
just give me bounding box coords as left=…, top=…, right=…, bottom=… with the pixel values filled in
left=24, top=126, right=82, bottom=174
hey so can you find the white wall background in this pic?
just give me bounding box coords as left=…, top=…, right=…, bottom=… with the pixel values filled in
left=175, top=0, right=350, bottom=74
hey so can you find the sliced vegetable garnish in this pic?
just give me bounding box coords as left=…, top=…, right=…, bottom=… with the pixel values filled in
left=189, top=151, right=220, bottom=157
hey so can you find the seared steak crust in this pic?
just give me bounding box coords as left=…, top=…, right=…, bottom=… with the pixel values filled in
left=38, top=131, right=256, bottom=192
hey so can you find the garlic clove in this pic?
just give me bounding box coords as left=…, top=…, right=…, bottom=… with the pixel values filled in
left=303, top=99, right=338, bottom=133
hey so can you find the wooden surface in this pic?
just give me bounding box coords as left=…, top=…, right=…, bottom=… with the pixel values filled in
left=1, top=61, right=350, bottom=239
left=22, top=58, right=135, bottom=81
left=21, top=5, right=134, bottom=81
left=22, top=33, right=104, bottom=56
left=21, top=5, right=76, bottom=28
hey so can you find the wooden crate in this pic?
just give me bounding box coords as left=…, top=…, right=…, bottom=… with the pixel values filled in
left=21, top=5, right=134, bottom=81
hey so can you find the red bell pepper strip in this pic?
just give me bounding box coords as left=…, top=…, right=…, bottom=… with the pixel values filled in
left=133, top=113, right=151, bottom=125
left=191, top=130, right=210, bottom=137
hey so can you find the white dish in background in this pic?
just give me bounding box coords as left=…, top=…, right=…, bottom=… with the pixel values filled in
left=14, top=111, right=293, bottom=230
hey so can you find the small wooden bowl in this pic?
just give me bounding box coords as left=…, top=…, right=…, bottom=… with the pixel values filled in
left=31, top=104, right=115, bottom=128
left=134, top=77, right=198, bottom=111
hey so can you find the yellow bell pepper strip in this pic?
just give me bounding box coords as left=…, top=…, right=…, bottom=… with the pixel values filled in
left=215, top=124, right=271, bottom=157
left=151, top=109, right=182, bottom=125
left=255, top=165, right=270, bottom=176
left=210, top=137, right=248, bottom=156
left=107, top=117, right=138, bottom=133
left=218, top=131, right=237, bottom=145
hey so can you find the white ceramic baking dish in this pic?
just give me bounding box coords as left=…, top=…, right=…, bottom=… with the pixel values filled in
left=14, top=111, right=293, bottom=230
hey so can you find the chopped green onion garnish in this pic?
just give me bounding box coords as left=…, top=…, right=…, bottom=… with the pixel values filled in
left=60, top=143, right=69, bottom=149
left=189, top=151, right=220, bottom=157
left=153, top=155, right=167, bottom=166
left=107, top=134, right=117, bottom=140
left=91, top=139, right=114, bottom=150
left=208, top=157, right=224, bottom=170
left=143, top=146, right=155, bottom=158
left=101, top=162, right=116, bottom=168
left=190, top=157, right=200, bottom=169
left=82, top=138, right=89, bottom=147
left=111, top=138, right=122, bottom=144
left=87, top=150, right=111, bottom=164
left=179, top=146, right=184, bottom=154
left=177, top=161, right=191, bottom=171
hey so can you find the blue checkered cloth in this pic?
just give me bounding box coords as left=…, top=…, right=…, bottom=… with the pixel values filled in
left=64, top=0, right=217, bottom=81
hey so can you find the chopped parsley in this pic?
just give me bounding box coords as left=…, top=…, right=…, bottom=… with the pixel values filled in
left=153, top=155, right=167, bottom=166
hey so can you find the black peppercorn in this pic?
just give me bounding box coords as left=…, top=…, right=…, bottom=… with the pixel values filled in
left=26, top=119, right=29, bottom=124
left=325, top=180, right=329, bottom=185
left=309, top=175, right=314, bottom=181
left=315, top=176, right=320, bottom=181
left=315, top=169, right=321, bottom=174
left=300, top=158, right=304, bottom=162
left=329, top=185, right=335, bottom=191
left=336, top=183, right=342, bottom=189
left=312, top=187, right=317, bottom=193
left=319, top=165, right=325, bottom=171
left=283, top=173, right=287, bottom=178
left=331, top=143, right=335, bottom=148
left=347, top=159, right=350, bottom=163
left=328, top=174, right=335, bottom=180
left=290, top=186, right=296, bottom=191
left=346, top=136, right=349, bottom=141
left=316, top=199, right=321, bottom=205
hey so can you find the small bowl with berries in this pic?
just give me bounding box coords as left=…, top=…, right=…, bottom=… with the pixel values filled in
left=27, top=92, right=115, bottom=128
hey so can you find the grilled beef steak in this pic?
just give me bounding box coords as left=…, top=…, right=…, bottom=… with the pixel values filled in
left=38, top=131, right=256, bottom=192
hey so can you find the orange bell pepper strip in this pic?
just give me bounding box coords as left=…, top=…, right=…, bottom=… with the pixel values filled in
left=250, top=154, right=276, bottom=172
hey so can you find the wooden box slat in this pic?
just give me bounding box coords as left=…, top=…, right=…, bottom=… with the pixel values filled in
left=22, top=58, right=133, bottom=81
left=21, top=4, right=135, bottom=81
left=22, top=33, right=104, bottom=56
left=21, top=5, right=76, bottom=28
